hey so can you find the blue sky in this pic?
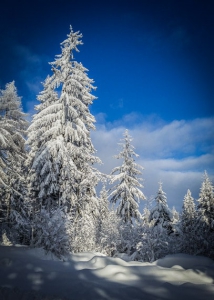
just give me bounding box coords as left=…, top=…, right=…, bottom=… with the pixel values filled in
left=0, top=0, right=213, bottom=211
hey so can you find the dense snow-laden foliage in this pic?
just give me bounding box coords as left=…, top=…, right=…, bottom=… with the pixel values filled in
left=109, top=129, right=145, bottom=223
left=171, top=206, right=180, bottom=233
left=180, top=189, right=197, bottom=254
left=196, top=172, right=214, bottom=258
left=149, top=182, right=173, bottom=234
left=126, top=204, right=171, bottom=262
left=0, top=82, right=29, bottom=243
left=27, top=27, right=102, bottom=253
left=31, top=208, right=69, bottom=258
left=136, top=223, right=172, bottom=262
left=197, top=172, right=214, bottom=230
left=66, top=184, right=120, bottom=255
left=95, top=184, right=120, bottom=256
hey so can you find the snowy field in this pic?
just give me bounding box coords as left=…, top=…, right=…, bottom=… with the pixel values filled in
left=0, top=245, right=214, bottom=300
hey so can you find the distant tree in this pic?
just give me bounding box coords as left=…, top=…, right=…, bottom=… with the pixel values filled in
left=27, top=27, right=101, bottom=253
left=131, top=190, right=171, bottom=262
left=0, top=81, right=29, bottom=242
left=196, top=172, right=214, bottom=258
left=109, top=129, right=145, bottom=224
left=166, top=206, right=180, bottom=254
left=180, top=189, right=197, bottom=254
left=96, top=183, right=120, bottom=256
left=172, top=206, right=179, bottom=225
left=135, top=223, right=170, bottom=262
left=197, top=172, right=214, bottom=230
left=149, top=182, right=173, bottom=235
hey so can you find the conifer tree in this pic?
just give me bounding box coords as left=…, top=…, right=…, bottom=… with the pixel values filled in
left=196, top=172, right=214, bottom=257
left=181, top=190, right=196, bottom=231
left=27, top=27, right=101, bottom=253
left=138, top=183, right=173, bottom=261
left=96, top=184, right=120, bottom=255
left=0, top=81, right=28, bottom=242
left=171, top=206, right=180, bottom=240
left=197, top=172, right=214, bottom=230
left=172, top=206, right=179, bottom=225
left=180, top=189, right=197, bottom=254
left=109, top=129, right=145, bottom=224
left=149, top=182, right=173, bottom=234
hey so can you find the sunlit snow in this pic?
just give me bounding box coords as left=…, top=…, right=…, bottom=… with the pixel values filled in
left=0, top=245, right=214, bottom=300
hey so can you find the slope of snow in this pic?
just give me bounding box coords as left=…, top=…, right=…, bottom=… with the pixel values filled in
left=0, top=245, right=214, bottom=300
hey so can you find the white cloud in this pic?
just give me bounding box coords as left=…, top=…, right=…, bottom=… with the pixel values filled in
left=92, top=115, right=214, bottom=211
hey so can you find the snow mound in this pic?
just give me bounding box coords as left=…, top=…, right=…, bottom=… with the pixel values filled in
left=66, top=251, right=106, bottom=262
left=156, top=253, right=214, bottom=269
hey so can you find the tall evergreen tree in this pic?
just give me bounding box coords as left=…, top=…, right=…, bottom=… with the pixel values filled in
left=0, top=81, right=28, bottom=242
left=109, top=129, right=145, bottom=224
left=27, top=27, right=101, bottom=253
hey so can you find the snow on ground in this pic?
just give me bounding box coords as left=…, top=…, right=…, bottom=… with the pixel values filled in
left=0, top=245, right=214, bottom=300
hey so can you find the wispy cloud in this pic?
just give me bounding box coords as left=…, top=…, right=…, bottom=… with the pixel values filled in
left=12, top=45, right=51, bottom=112
left=92, top=115, right=214, bottom=211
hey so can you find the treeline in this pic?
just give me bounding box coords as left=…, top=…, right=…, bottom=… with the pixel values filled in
left=0, top=27, right=213, bottom=261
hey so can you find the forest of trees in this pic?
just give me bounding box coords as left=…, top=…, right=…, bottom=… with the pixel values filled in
left=0, top=27, right=213, bottom=261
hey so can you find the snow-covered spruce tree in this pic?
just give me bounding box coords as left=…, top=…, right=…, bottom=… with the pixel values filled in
left=109, top=130, right=145, bottom=257
left=131, top=198, right=156, bottom=262
left=27, top=27, right=101, bottom=255
left=95, top=183, right=120, bottom=256
left=109, top=129, right=145, bottom=224
left=168, top=206, right=180, bottom=254
left=180, top=189, right=197, bottom=254
left=145, top=182, right=173, bottom=259
left=0, top=81, right=29, bottom=243
left=196, top=172, right=214, bottom=258
left=130, top=194, right=172, bottom=263
left=149, top=182, right=173, bottom=234
left=172, top=206, right=179, bottom=226
left=135, top=224, right=166, bottom=262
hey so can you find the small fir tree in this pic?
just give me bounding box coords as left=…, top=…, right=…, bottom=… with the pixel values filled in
left=180, top=189, right=197, bottom=254
left=149, top=182, right=173, bottom=234
left=109, top=129, right=145, bottom=224
left=96, top=184, right=120, bottom=256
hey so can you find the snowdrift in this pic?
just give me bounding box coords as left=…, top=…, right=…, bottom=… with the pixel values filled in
left=0, top=245, right=214, bottom=300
